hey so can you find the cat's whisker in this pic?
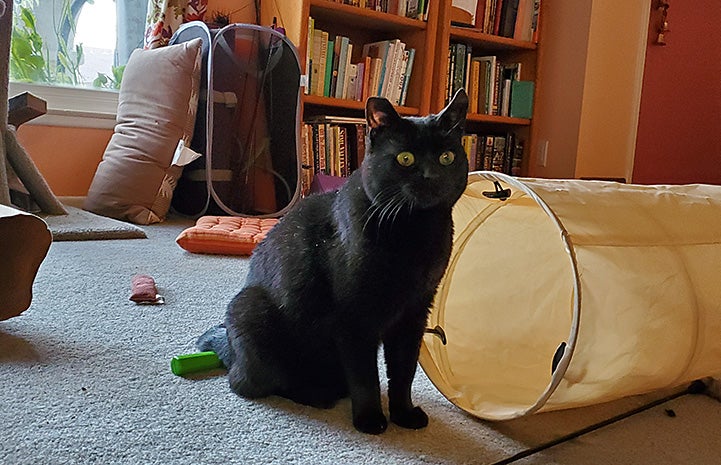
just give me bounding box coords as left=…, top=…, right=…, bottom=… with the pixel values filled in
left=389, top=195, right=408, bottom=229
left=362, top=187, right=401, bottom=234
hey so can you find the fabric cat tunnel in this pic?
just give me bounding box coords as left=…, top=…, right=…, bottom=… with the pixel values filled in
left=419, top=171, right=721, bottom=421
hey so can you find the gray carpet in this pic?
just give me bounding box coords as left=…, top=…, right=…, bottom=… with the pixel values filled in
left=2, top=216, right=721, bottom=465
left=40, top=205, right=147, bottom=241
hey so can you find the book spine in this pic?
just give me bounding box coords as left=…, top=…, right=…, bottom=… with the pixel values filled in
left=331, top=37, right=342, bottom=97
left=306, top=18, right=314, bottom=94
left=354, top=123, right=366, bottom=170
left=511, top=138, right=524, bottom=176
left=503, top=132, right=514, bottom=174
left=318, top=123, right=327, bottom=174
left=483, top=135, right=494, bottom=170
left=532, top=0, right=541, bottom=43
left=453, top=43, right=466, bottom=97
left=469, top=59, right=480, bottom=114
left=324, top=38, right=334, bottom=97
left=342, top=44, right=354, bottom=99
left=361, top=56, right=372, bottom=101
left=345, top=63, right=358, bottom=100
left=311, top=123, right=320, bottom=174
left=399, top=48, right=415, bottom=106
left=318, top=31, right=329, bottom=96
left=492, top=135, right=506, bottom=172
left=300, top=123, right=311, bottom=195
left=335, top=37, right=350, bottom=99
left=380, top=40, right=397, bottom=98
left=311, top=29, right=323, bottom=96
left=492, top=61, right=501, bottom=115
left=339, top=126, right=349, bottom=177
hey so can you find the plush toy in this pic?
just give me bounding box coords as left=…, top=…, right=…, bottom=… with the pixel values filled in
left=171, top=351, right=224, bottom=376
left=129, top=274, right=164, bottom=304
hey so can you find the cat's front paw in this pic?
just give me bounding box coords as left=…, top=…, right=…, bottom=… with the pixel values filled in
left=390, top=406, right=428, bottom=430
left=353, top=410, right=388, bottom=435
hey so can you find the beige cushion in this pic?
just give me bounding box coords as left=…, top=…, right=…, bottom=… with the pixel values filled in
left=83, top=38, right=203, bottom=224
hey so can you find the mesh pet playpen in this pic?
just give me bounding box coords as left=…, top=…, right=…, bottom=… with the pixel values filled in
left=420, top=171, right=721, bottom=421
left=169, top=22, right=302, bottom=217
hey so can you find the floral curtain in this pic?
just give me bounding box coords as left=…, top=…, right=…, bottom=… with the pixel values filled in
left=144, top=0, right=208, bottom=49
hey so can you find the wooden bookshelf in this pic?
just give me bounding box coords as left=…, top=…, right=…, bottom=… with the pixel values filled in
left=262, top=0, right=439, bottom=116
left=432, top=1, right=545, bottom=176
left=262, top=0, right=545, bottom=177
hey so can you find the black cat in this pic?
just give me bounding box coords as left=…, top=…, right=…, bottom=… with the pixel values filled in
left=197, top=89, right=469, bottom=435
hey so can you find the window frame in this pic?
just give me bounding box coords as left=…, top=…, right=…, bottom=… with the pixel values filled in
left=8, top=81, right=118, bottom=129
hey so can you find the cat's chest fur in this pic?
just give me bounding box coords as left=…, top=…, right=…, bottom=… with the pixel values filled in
left=326, top=172, right=454, bottom=314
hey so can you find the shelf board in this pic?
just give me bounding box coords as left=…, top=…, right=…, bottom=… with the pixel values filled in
left=449, top=26, right=537, bottom=51
left=466, top=113, right=531, bottom=125
left=303, top=94, right=419, bottom=116
left=310, top=0, right=427, bottom=32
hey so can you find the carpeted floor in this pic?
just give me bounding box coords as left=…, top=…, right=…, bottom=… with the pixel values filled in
left=2, top=216, right=721, bottom=465
left=39, top=204, right=147, bottom=241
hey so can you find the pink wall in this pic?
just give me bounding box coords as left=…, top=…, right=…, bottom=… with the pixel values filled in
left=632, top=0, right=721, bottom=185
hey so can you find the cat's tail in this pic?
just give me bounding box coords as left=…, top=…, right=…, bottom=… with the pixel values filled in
left=196, top=324, right=233, bottom=369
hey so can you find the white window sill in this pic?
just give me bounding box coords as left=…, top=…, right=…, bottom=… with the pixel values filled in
left=8, top=82, right=118, bottom=130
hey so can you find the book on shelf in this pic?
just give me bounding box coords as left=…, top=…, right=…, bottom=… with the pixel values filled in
left=305, top=18, right=314, bottom=95
left=360, top=56, right=372, bottom=101
left=345, top=63, right=358, bottom=100
left=326, top=0, right=427, bottom=19
left=302, top=116, right=368, bottom=189
left=468, top=59, right=480, bottom=114
left=319, top=31, right=329, bottom=96
left=387, top=39, right=406, bottom=104
left=532, top=0, right=542, bottom=42
left=455, top=52, right=525, bottom=116
left=398, top=48, right=415, bottom=106
left=334, top=37, right=351, bottom=99
left=498, top=0, right=520, bottom=38
left=472, top=0, right=539, bottom=41
left=330, top=36, right=342, bottom=96
left=513, top=0, right=534, bottom=41
left=342, top=43, right=354, bottom=99
left=451, top=0, right=478, bottom=26
left=300, top=123, right=313, bottom=196
left=509, top=80, right=534, bottom=119
left=462, top=131, right=525, bottom=175
left=363, top=40, right=392, bottom=96
left=324, top=38, right=334, bottom=97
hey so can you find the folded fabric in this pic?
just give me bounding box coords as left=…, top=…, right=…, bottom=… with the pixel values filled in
left=176, top=216, right=278, bottom=255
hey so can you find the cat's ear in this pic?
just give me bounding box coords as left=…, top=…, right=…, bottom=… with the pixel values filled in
left=366, top=97, right=401, bottom=129
left=438, top=88, right=469, bottom=134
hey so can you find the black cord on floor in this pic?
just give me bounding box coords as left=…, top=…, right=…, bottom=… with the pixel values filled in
left=491, top=380, right=708, bottom=465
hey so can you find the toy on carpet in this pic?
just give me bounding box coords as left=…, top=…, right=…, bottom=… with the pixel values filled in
left=171, top=351, right=224, bottom=376
left=129, top=274, right=164, bottom=304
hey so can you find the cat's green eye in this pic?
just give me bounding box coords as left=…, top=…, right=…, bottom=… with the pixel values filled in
left=439, top=151, right=455, bottom=166
left=396, top=151, right=415, bottom=167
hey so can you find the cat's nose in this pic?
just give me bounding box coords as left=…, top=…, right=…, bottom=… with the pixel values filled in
left=422, top=168, right=439, bottom=180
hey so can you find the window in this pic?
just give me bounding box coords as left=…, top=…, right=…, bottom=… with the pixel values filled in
left=9, top=0, right=148, bottom=127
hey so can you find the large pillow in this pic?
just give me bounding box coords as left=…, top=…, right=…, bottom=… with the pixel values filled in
left=83, top=38, right=203, bottom=224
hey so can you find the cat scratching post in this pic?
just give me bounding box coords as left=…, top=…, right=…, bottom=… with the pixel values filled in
left=420, top=171, right=721, bottom=420
left=0, top=0, right=66, bottom=214
left=0, top=0, right=54, bottom=321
